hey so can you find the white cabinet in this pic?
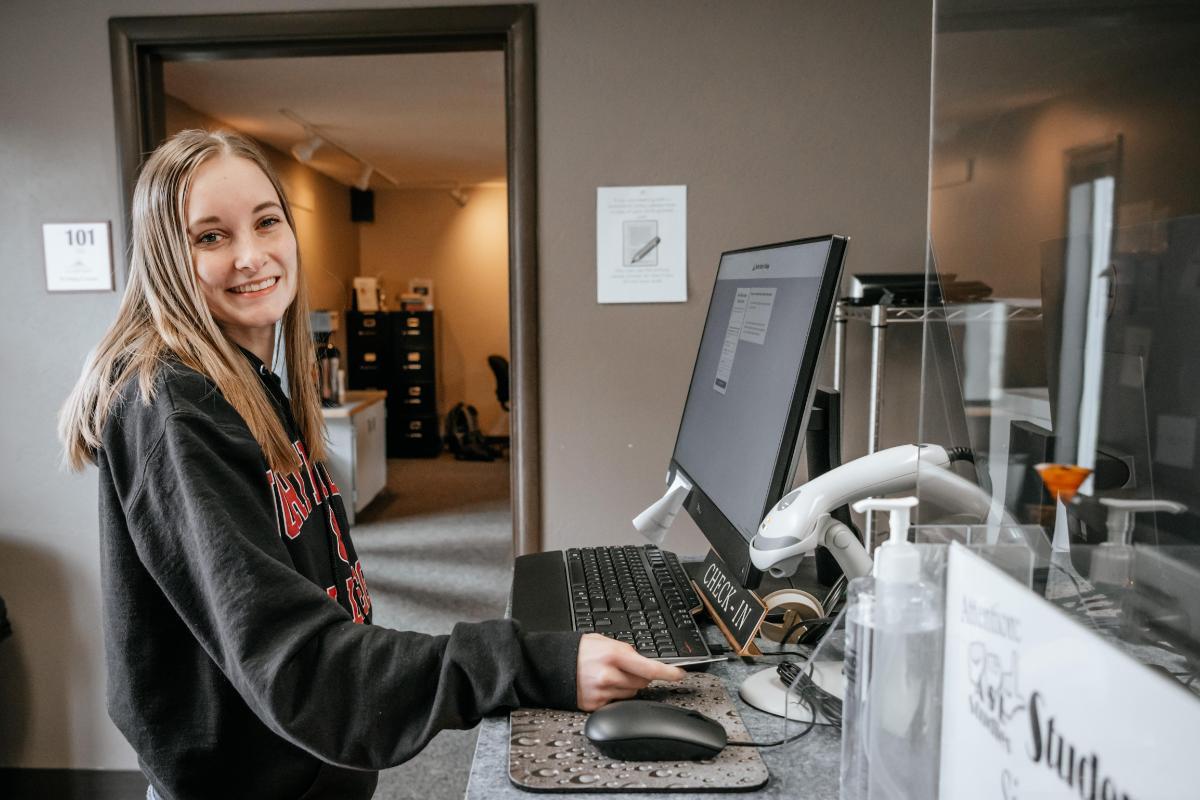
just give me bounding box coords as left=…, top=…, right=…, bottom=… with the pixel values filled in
left=321, top=391, right=388, bottom=525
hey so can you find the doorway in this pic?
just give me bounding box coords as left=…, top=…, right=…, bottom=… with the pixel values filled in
left=109, top=5, right=544, bottom=555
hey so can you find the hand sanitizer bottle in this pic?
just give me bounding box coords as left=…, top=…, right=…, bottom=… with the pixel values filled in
left=840, top=497, right=943, bottom=800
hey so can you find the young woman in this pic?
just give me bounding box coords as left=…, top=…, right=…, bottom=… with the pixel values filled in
left=60, top=129, right=683, bottom=800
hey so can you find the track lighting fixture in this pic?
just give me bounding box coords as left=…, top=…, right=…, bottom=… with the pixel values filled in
left=290, top=135, right=323, bottom=163
left=281, top=108, right=399, bottom=190
left=355, top=164, right=374, bottom=191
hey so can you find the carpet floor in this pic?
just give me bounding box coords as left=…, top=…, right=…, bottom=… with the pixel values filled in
left=355, top=453, right=513, bottom=800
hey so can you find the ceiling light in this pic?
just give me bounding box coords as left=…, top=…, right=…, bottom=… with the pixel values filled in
left=355, top=165, right=374, bottom=191
left=280, top=109, right=399, bottom=188
left=290, top=134, right=323, bottom=163
left=449, top=187, right=469, bottom=207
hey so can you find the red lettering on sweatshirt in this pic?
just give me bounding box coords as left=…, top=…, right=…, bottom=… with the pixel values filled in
left=317, top=462, right=341, bottom=498
left=351, top=560, right=372, bottom=619
left=294, top=441, right=326, bottom=505
left=326, top=586, right=338, bottom=601
left=345, top=577, right=365, bottom=624
left=273, top=472, right=310, bottom=539
left=328, top=506, right=349, bottom=563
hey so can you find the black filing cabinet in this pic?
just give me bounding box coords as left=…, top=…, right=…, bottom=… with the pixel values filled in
left=346, top=310, right=441, bottom=458
left=346, top=311, right=388, bottom=390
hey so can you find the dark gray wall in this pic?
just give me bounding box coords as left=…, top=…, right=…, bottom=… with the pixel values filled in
left=0, top=0, right=932, bottom=769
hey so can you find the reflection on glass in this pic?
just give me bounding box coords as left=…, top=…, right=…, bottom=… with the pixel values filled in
left=923, top=4, right=1200, bottom=693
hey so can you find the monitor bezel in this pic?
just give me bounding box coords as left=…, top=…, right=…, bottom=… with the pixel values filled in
left=668, top=234, right=848, bottom=590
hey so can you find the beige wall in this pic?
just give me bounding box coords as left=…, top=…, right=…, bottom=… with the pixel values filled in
left=164, top=94, right=360, bottom=353
left=359, top=186, right=511, bottom=434
left=0, top=0, right=932, bottom=770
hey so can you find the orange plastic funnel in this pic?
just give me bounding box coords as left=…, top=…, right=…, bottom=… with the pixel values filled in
left=1034, top=463, right=1092, bottom=504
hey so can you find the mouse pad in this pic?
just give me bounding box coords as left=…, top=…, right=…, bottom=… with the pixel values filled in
left=508, top=672, right=769, bottom=793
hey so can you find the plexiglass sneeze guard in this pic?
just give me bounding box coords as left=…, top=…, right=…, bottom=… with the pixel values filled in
left=912, top=0, right=1200, bottom=779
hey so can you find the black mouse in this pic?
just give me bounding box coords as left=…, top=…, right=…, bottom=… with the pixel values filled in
left=583, top=700, right=728, bottom=761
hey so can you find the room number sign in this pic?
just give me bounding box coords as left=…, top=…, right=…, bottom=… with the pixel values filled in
left=43, top=221, right=114, bottom=292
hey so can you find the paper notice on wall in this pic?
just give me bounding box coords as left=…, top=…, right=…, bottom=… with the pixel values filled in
left=597, top=186, right=686, bottom=304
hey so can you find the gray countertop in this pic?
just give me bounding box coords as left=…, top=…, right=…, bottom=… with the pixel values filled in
left=465, top=627, right=842, bottom=799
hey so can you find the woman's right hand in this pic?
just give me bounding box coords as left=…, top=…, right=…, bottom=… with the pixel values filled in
left=575, top=633, right=687, bottom=711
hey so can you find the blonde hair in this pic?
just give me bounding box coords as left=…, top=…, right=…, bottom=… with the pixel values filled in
left=59, top=129, right=326, bottom=474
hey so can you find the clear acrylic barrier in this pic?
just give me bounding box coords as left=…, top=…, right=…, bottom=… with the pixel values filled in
left=779, top=542, right=1067, bottom=788
left=912, top=6, right=1200, bottom=787
left=918, top=227, right=1200, bottom=679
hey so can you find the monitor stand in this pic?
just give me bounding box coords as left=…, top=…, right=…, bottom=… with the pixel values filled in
left=805, top=388, right=861, bottom=586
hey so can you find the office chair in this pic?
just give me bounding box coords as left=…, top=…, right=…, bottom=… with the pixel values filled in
left=488, top=355, right=510, bottom=412
left=487, top=355, right=511, bottom=455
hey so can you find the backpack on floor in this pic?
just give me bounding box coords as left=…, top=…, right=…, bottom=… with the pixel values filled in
left=444, top=402, right=496, bottom=461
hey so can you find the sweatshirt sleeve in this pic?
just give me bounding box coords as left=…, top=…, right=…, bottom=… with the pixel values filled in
left=121, top=408, right=581, bottom=770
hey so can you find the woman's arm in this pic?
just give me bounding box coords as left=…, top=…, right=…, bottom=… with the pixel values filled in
left=121, top=408, right=580, bottom=770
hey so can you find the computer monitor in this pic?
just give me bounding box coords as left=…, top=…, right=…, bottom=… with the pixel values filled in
left=669, top=235, right=847, bottom=589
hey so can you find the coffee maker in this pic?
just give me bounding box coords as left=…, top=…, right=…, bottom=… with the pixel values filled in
left=310, top=311, right=342, bottom=407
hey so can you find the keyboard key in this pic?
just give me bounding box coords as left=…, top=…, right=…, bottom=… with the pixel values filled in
left=563, top=545, right=711, bottom=662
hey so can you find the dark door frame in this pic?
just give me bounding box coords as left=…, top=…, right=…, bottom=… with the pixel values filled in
left=110, top=5, right=544, bottom=555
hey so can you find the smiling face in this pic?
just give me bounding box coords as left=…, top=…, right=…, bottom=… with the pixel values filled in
left=186, top=154, right=298, bottom=360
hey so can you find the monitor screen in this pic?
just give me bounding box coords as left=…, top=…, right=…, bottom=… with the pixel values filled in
left=670, top=235, right=846, bottom=588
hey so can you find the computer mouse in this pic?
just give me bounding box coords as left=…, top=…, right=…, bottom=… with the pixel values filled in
left=583, top=700, right=728, bottom=761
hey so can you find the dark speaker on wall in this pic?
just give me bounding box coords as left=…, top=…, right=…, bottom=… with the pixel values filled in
left=350, top=188, right=374, bottom=223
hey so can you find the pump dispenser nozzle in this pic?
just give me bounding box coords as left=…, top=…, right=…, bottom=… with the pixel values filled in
left=852, top=496, right=919, bottom=583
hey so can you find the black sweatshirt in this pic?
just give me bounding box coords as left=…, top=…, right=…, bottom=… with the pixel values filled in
left=97, top=350, right=581, bottom=799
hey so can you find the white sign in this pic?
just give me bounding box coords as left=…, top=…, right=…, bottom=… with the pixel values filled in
left=940, top=544, right=1200, bottom=800
left=596, top=185, right=686, bottom=304
left=43, top=222, right=113, bottom=292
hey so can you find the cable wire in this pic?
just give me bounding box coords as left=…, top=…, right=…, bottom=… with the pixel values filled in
left=724, top=660, right=841, bottom=748
left=946, top=446, right=975, bottom=464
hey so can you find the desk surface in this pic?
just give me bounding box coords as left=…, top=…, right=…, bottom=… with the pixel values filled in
left=319, top=390, right=387, bottom=419
left=464, top=628, right=841, bottom=799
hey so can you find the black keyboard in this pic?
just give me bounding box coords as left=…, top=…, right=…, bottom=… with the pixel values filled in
left=566, top=545, right=711, bottom=661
